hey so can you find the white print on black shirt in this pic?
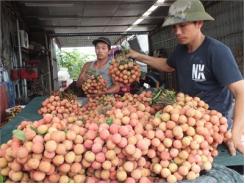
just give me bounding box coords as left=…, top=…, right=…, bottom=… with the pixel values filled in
left=192, top=64, right=206, bottom=82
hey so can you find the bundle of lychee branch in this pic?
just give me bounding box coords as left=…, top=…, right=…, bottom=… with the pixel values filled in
left=82, top=70, right=107, bottom=96
left=109, top=50, right=141, bottom=85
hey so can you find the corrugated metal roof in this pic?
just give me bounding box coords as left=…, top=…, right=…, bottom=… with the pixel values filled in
left=14, top=0, right=215, bottom=47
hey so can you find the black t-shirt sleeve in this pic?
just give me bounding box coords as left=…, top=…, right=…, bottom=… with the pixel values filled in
left=210, top=44, right=243, bottom=86
left=167, top=48, right=178, bottom=68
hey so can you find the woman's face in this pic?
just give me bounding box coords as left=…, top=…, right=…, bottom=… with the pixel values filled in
left=95, top=42, right=110, bottom=60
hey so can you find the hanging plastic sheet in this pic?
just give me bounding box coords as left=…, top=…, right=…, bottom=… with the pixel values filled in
left=6, top=81, right=15, bottom=107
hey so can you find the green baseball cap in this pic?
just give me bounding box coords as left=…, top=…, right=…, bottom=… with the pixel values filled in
left=162, top=0, right=214, bottom=27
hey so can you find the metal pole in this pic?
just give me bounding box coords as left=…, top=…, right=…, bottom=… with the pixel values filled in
left=49, top=31, right=149, bottom=37
left=17, top=19, right=28, bottom=102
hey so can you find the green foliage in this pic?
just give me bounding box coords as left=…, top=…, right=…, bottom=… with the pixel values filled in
left=106, top=117, right=113, bottom=125
left=0, top=175, right=5, bottom=183
left=12, top=129, right=26, bottom=141
left=151, top=88, right=176, bottom=105
left=57, top=49, right=95, bottom=80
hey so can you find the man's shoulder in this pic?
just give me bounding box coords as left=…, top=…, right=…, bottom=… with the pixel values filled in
left=82, top=62, right=94, bottom=70
left=205, top=36, right=230, bottom=51
left=84, top=61, right=93, bottom=66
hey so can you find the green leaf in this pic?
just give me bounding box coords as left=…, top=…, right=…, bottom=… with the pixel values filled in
left=171, top=160, right=177, bottom=164
left=0, top=175, right=5, bottom=183
left=106, top=118, right=113, bottom=125
left=30, top=126, right=38, bottom=133
left=155, top=111, right=161, bottom=118
left=12, top=129, right=26, bottom=141
left=152, top=89, right=162, bottom=103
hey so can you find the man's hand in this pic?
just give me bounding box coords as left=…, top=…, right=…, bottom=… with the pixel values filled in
left=97, top=90, right=106, bottom=96
left=227, top=80, right=244, bottom=155
left=126, top=49, right=140, bottom=60
left=232, top=127, right=244, bottom=154
left=225, top=128, right=244, bottom=156
left=88, top=90, right=106, bottom=98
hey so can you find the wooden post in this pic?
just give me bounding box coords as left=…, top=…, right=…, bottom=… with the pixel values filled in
left=0, top=1, right=2, bottom=60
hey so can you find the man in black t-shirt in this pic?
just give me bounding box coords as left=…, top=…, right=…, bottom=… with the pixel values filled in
left=127, top=0, right=244, bottom=155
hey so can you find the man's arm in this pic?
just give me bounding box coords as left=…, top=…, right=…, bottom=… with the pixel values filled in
left=76, top=62, right=91, bottom=87
left=126, top=49, right=175, bottom=72
left=227, top=80, right=244, bottom=155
